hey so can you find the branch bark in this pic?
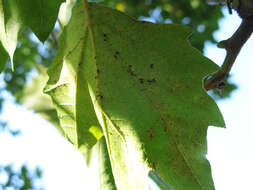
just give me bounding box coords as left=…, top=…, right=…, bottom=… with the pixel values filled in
left=204, top=18, right=253, bottom=90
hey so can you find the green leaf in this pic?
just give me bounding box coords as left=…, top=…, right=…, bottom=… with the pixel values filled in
left=59, top=0, right=76, bottom=27
left=85, top=136, right=117, bottom=190
left=44, top=5, right=103, bottom=151
left=0, top=0, right=20, bottom=69
left=18, top=65, right=64, bottom=135
left=46, top=1, right=225, bottom=190
left=16, top=0, right=64, bottom=42
left=0, top=42, right=8, bottom=72
left=0, top=0, right=63, bottom=70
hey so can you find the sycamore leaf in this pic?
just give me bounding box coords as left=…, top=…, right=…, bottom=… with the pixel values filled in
left=44, top=7, right=103, bottom=152
left=19, top=65, right=114, bottom=190
left=45, top=1, right=225, bottom=190
left=85, top=136, right=117, bottom=190
left=0, top=0, right=63, bottom=70
left=59, top=0, right=76, bottom=27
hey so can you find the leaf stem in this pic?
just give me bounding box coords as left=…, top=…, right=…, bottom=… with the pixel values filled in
left=204, top=19, right=253, bottom=90
left=148, top=171, right=174, bottom=190
left=83, top=0, right=89, bottom=19
left=50, top=31, right=58, bottom=49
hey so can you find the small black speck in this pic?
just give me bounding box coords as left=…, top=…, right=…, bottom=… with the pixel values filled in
left=147, top=78, right=156, bottom=84
left=114, top=51, right=120, bottom=59
left=150, top=64, right=154, bottom=69
left=97, top=94, right=103, bottom=99
left=127, top=65, right=136, bottom=77
left=97, top=69, right=100, bottom=73
left=152, top=162, right=156, bottom=170
left=103, top=33, right=107, bottom=42
left=218, top=81, right=226, bottom=87
left=139, top=78, right=144, bottom=84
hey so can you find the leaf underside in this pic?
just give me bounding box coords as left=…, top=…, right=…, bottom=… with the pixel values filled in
left=45, top=1, right=225, bottom=190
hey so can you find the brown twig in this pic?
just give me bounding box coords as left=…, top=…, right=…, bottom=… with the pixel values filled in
left=204, top=18, right=253, bottom=90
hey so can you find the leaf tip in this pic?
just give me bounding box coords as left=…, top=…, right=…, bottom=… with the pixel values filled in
left=10, top=57, right=14, bottom=72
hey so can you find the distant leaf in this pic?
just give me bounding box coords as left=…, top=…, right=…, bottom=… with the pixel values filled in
left=0, top=0, right=64, bottom=69
left=19, top=66, right=64, bottom=135
left=0, top=0, right=20, bottom=69
left=46, top=2, right=224, bottom=190
left=0, top=42, right=8, bottom=72
left=16, top=0, right=64, bottom=42
left=0, top=0, right=63, bottom=70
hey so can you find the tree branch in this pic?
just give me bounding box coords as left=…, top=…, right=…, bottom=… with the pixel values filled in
left=204, top=19, right=253, bottom=90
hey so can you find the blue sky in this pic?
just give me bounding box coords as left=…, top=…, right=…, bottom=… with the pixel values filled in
left=0, top=7, right=253, bottom=190
left=205, top=9, right=253, bottom=190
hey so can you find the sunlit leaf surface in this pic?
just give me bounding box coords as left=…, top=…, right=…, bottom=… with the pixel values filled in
left=45, top=1, right=224, bottom=190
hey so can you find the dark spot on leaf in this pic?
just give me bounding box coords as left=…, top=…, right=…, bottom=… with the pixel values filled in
left=139, top=78, right=144, bottom=84
left=152, top=162, right=156, bottom=170
left=97, top=94, right=103, bottom=99
left=97, top=69, right=100, bottom=73
left=147, top=78, right=156, bottom=84
left=127, top=65, right=136, bottom=77
left=114, top=51, right=120, bottom=59
left=103, top=33, right=108, bottom=42
left=218, top=81, right=226, bottom=88
left=150, top=64, right=154, bottom=69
